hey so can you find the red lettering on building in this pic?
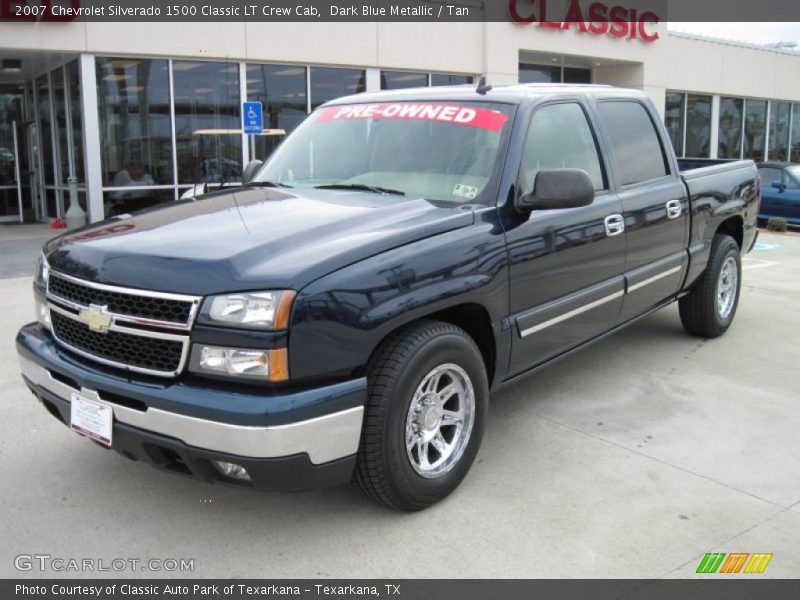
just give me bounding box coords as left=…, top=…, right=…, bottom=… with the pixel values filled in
left=508, top=0, right=660, bottom=43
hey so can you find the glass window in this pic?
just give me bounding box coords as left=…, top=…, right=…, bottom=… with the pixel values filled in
left=768, top=101, right=791, bottom=161
left=785, top=165, right=800, bottom=188
left=521, top=103, right=605, bottom=191
left=664, top=92, right=685, bottom=157
left=66, top=61, right=85, bottom=184
left=431, top=73, right=473, bottom=86
left=718, top=97, right=743, bottom=159
left=685, top=94, right=711, bottom=158
left=381, top=71, right=428, bottom=90
left=96, top=57, right=173, bottom=193
left=0, top=89, right=23, bottom=217
left=743, top=99, right=767, bottom=161
left=757, top=167, right=782, bottom=186
left=246, top=64, right=307, bottom=161
left=791, top=103, right=800, bottom=161
left=309, top=68, right=366, bottom=110
left=53, top=67, right=69, bottom=185
left=598, top=101, right=668, bottom=186
left=563, top=68, right=591, bottom=84
left=36, top=75, right=54, bottom=187
left=257, top=101, right=515, bottom=204
left=173, top=60, right=242, bottom=185
left=519, top=63, right=560, bottom=84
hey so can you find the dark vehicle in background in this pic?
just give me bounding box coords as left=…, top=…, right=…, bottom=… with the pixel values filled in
left=17, top=84, right=759, bottom=510
left=757, top=162, right=800, bottom=226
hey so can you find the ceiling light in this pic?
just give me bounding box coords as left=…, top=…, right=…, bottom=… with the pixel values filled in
left=1, top=59, right=22, bottom=73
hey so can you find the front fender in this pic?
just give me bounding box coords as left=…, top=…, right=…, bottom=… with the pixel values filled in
left=288, top=210, right=509, bottom=385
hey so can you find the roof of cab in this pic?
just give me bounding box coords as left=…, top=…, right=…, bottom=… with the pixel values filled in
left=320, top=83, right=648, bottom=108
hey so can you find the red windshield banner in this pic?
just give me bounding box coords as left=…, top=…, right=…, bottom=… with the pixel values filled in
left=316, top=103, right=510, bottom=132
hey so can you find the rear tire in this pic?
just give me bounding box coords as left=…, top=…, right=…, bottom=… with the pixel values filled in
left=679, top=234, right=741, bottom=338
left=352, top=320, right=488, bottom=511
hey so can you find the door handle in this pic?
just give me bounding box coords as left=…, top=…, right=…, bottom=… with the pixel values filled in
left=666, top=199, right=683, bottom=219
left=604, top=214, right=625, bottom=237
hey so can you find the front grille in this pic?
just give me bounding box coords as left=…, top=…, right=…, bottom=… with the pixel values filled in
left=51, top=312, right=184, bottom=374
left=49, top=273, right=193, bottom=324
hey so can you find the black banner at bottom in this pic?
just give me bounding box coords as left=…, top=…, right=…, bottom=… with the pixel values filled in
left=4, top=580, right=800, bottom=600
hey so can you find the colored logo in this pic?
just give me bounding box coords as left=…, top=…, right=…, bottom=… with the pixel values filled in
left=78, top=305, right=113, bottom=333
left=696, top=552, right=773, bottom=574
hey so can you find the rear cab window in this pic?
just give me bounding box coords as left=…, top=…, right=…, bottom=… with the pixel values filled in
left=597, top=100, right=671, bottom=186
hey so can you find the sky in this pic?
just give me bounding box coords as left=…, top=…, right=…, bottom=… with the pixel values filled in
left=667, top=23, right=800, bottom=48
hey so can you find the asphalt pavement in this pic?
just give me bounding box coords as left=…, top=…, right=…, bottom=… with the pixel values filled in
left=1, top=226, right=798, bottom=578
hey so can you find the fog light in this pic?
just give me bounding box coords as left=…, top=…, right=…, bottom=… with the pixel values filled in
left=35, top=297, right=51, bottom=330
left=212, top=460, right=251, bottom=482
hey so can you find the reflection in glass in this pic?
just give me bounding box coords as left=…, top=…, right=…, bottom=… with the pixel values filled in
left=67, top=61, right=85, bottom=184
left=309, top=68, right=366, bottom=110
left=792, top=104, right=800, bottom=161
left=664, top=92, right=685, bottom=157
left=768, top=101, right=791, bottom=161
left=36, top=76, right=54, bottom=187
left=173, top=60, right=242, bottom=184
left=0, top=90, right=23, bottom=217
left=53, top=67, right=70, bottom=185
left=685, top=95, right=711, bottom=158
left=96, top=57, right=172, bottom=194
left=519, top=63, right=560, bottom=83
left=430, top=73, right=473, bottom=86
left=246, top=64, right=307, bottom=161
left=744, top=99, right=767, bottom=161
left=381, top=71, right=428, bottom=90
left=717, top=97, right=743, bottom=159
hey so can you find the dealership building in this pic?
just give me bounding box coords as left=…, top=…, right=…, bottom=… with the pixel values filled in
left=1, top=12, right=800, bottom=223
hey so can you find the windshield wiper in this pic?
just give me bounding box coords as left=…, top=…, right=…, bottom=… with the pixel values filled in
left=242, top=180, right=293, bottom=188
left=314, top=183, right=406, bottom=196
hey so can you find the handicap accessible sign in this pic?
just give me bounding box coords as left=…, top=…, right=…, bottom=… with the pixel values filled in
left=243, top=101, right=263, bottom=135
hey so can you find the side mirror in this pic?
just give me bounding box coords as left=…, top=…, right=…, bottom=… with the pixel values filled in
left=772, top=180, right=786, bottom=192
left=515, top=168, right=595, bottom=213
left=242, top=160, right=263, bottom=184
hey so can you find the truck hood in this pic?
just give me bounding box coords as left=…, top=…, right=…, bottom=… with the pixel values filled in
left=44, top=187, right=474, bottom=295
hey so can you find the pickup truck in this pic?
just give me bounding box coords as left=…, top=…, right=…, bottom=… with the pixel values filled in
left=16, top=84, right=759, bottom=511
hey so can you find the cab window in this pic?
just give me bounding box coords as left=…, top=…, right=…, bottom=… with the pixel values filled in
left=520, top=103, right=606, bottom=192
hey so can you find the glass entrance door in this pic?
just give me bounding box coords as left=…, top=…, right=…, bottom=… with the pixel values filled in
left=0, top=88, right=26, bottom=223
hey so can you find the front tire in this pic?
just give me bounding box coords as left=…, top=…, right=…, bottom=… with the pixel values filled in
left=679, top=234, right=742, bottom=338
left=352, top=320, right=488, bottom=511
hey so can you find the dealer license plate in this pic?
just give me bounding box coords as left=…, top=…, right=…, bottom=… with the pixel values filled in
left=70, top=392, right=113, bottom=446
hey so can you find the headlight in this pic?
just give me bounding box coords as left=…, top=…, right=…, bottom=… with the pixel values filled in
left=34, top=254, right=49, bottom=290
left=189, top=345, right=289, bottom=382
left=198, top=290, right=295, bottom=330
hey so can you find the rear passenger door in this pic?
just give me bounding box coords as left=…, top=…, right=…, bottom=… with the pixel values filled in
left=505, top=100, right=626, bottom=376
left=595, top=100, right=689, bottom=322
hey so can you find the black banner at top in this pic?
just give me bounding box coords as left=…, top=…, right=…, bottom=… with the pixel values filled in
left=1, top=0, right=800, bottom=22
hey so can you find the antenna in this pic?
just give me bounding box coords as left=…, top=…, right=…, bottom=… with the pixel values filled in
left=476, top=75, right=492, bottom=95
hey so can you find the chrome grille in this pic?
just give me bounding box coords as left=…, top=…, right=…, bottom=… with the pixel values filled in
left=48, top=272, right=194, bottom=326
left=50, top=311, right=184, bottom=374
left=45, top=271, right=201, bottom=378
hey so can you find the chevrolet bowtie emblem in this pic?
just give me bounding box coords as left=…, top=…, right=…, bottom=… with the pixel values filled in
left=78, top=305, right=113, bottom=333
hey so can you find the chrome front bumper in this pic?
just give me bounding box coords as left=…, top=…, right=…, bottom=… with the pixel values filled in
left=19, top=356, right=363, bottom=465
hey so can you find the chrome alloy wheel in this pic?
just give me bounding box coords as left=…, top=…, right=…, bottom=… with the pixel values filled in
left=716, top=256, right=738, bottom=320
left=405, top=363, right=476, bottom=479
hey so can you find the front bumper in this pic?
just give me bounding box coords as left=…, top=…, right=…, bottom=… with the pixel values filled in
left=17, top=323, right=366, bottom=491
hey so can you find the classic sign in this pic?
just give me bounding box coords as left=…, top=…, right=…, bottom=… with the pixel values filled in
left=509, top=0, right=661, bottom=43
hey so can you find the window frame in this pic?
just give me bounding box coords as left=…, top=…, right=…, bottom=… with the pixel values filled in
left=595, top=98, right=675, bottom=191
left=516, top=99, right=611, bottom=198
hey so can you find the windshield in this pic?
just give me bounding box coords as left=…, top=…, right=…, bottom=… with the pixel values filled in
left=254, top=101, right=516, bottom=204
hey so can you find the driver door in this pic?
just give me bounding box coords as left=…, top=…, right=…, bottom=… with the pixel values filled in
left=504, top=100, right=626, bottom=377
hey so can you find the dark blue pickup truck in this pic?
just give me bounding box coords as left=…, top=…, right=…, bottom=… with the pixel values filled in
left=17, top=84, right=759, bottom=510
